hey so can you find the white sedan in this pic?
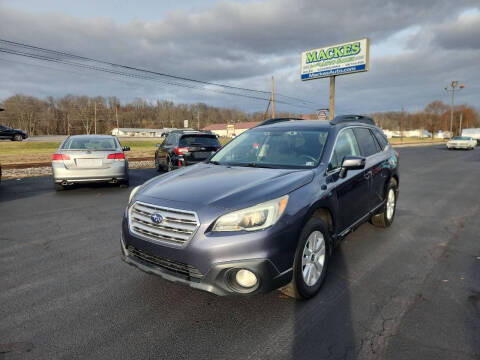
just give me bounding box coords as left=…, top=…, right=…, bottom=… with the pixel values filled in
left=446, top=136, right=476, bottom=150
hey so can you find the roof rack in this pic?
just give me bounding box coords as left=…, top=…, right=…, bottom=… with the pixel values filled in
left=256, top=117, right=304, bottom=127
left=330, top=115, right=375, bottom=126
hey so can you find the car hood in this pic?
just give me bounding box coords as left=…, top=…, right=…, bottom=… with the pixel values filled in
left=138, top=163, right=315, bottom=210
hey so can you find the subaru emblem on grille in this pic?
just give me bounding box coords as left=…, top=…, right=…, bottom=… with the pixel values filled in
left=151, top=213, right=164, bottom=224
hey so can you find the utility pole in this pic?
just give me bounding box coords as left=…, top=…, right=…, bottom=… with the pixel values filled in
left=329, top=76, right=336, bottom=120
left=67, top=114, right=70, bottom=136
left=263, top=99, right=271, bottom=120
left=444, top=81, right=465, bottom=136
left=400, top=107, right=405, bottom=143
left=271, top=76, right=275, bottom=119
left=94, top=102, right=97, bottom=134
left=197, top=110, right=200, bottom=130
left=115, top=106, right=119, bottom=130
left=459, top=113, right=463, bottom=136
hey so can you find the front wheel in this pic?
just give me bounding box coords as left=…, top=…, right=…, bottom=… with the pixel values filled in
left=280, top=218, right=330, bottom=299
left=13, top=134, right=23, bottom=141
left=371, top=179, right=398, bottom=228
left=155, top=155, right=163, bottom=172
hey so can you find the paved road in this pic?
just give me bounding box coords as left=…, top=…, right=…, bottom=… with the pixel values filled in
left=1, top=146, right=479, bottom=360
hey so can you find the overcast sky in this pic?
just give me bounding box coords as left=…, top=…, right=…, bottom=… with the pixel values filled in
left=0, top=0, right=478, bottom=115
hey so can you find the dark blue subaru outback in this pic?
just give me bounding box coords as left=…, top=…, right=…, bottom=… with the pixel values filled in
left=121, top=115, right=399, bottom=299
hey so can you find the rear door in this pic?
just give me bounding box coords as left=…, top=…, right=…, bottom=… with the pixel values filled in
left=179, top=134, right=221, bottom=163
left=353, top=127, right=388, bottom=211
left=159, top=133, right=175, bottom=166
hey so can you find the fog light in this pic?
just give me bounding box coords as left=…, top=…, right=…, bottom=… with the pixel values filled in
left=235, top=269, right=258, bottom=288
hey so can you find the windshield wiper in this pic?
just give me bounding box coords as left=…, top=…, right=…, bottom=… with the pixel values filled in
left=234, top=162, right=277, bottom=168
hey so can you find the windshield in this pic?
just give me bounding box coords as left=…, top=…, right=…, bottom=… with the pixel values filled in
left=453, top=136, right=472, bottom=140
left=61, top=137, right=118, bottom=150
left=179, top=135, right=220, bottom=147
left=210, top=128, right=329, bottom=169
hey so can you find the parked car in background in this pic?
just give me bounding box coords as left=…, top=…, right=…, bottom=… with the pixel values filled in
left=461, top=128, right=480, bottom=145
left=446, top=136, right=476, bottom=150
left=0, top=125, right=28, bottom=141
left=52, top=135, right=130, bottom=191
left=123, top=115, right=400, bottom=300
left=155, top=130, right=222, bottom=172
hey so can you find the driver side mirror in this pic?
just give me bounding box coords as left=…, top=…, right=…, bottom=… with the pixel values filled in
left=339, top=156, right=365, bottom=178
left=122, top=146, right=130, bottom=152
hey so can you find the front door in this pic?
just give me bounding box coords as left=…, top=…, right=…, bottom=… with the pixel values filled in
left=328, top=128, right=371, bottom=232
left=0, top=126, right=10, bottom=138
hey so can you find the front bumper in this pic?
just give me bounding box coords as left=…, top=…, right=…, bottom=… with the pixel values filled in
left=120, top=234, right=292, bottom=296
left=447, top=143, right=473, bottom=149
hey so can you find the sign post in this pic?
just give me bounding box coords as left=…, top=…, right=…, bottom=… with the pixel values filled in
left=329, top=76, right=335, bottom=120
left=301, top=38, right=370, bottom=120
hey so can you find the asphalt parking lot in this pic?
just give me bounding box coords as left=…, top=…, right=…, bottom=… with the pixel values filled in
left=1, top=145, right=479, bottom=360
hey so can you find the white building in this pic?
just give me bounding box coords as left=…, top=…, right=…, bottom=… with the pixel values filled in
left=202, top=121, right=260, bottom=137
left=111, top=128, right=174, bottom=137
left=382, top=129, right=434, bottom=139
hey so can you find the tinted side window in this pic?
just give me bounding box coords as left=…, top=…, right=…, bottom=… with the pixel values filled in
left=164, top=134, right=174, bottom=146
left=373, top=128, right=389, bottom=151
left=329, top=129, right=361, bottom=170
left=354, top=128, right=380, bottom=157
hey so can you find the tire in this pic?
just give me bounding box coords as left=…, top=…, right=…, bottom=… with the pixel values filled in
left=13, top=134, right=23, bottom=141
left=280, top=218, right=330, bottom=299
left=54, top=183, right=65, bottom=191
left=120, top=179, right=129, bottom=188
left=370, top=179, right=398, bottom=228
left=155, top=155, right=162, bottom=172
left=167, top=157, right=173, bottom=172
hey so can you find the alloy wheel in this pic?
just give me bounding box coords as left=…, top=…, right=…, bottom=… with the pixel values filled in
left=301, top=231, right=326, bottom=286
left=386, top=188, right=395, bottom=220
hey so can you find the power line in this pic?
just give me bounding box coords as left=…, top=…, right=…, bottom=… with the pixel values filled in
left=0, top=38, right=319, bottom=110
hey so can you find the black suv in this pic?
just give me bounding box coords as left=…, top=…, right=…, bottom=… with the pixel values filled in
left=0, top=125, right=28, bottom=141
left=155, top=130, right=221, bottom=172
left=123, top=116, right=399, bottom=299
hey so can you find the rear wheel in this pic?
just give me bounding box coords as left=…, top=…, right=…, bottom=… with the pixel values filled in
left=120, top=179, right=129, bottom=188
left=280, top=218, right=330, bottom=299
left=54, top=183, right=64, bottom=191
left=167, top=157, right=173, bottom=172
left=13, top=134, right=23, bottom=141
left=371, top=179, right=398, bottom=228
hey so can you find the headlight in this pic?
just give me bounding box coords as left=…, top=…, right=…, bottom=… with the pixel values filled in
left=212, top=195, right=288, bottom=232
left=128, top=185, right=141, bottom=205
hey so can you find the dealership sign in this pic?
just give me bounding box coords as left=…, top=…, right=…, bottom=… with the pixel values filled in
left=301, top=38, right=369, bottom=80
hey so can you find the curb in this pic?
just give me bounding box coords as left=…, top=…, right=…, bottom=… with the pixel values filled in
left=391, top=142, right=447, bottom=148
